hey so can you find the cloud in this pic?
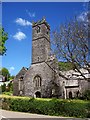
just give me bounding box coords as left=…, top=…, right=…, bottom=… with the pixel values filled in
left=26, top=10, right=35, bottom=18
left=9, top=67, right=15, bottom=73
left=15, top=18, right=32, bottom=26
left=13, top=31, right=26, bottom=41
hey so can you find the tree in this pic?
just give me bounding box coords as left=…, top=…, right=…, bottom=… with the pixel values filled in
left=1, top=67, right=10, bottom=81
left=10, top=75, right=15, bottom=80
left=0, top=26, right=8, bottom=55
left=7, top=82, right=13, bottom=92
left=52, top=12, right=90, bottom=80
left=1, top=83, right=6, bottom=92
left=58, top=62, right=75, bottom=71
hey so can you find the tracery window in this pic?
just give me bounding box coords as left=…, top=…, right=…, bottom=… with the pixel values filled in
left=34, top=75, right=42, bottom=87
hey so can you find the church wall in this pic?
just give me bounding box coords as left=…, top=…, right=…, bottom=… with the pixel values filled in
left=13, top=80, right=19, bottom=96
left=64, top=79, right=89, bottom=98
left=79, top=80, right=90, bottom=94
left=32, top=38, right=46, bottom=64
left=65, top=87, right=79, bottom=98
left=13, top=68, right=27, bottom=96
left=24, top=62, right=54, bottom=98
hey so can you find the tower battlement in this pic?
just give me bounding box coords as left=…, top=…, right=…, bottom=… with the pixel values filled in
left=32, top=18, right=50, bottom=30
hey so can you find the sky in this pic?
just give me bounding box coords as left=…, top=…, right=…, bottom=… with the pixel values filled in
left=2, top=2, right=88, bottom=75
left=2, top=0, right=90, bottom=2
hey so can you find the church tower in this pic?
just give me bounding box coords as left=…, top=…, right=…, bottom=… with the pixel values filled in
left=13, top=18, right=61, bottom=98
left=22, top=18, right=55, bottom=98
left=32, top=18, right=50, bottom=64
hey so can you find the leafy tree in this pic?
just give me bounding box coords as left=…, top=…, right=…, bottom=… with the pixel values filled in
left=52, top=12, right=90, bottom=80
left=7, top=82, right=13, bottom=92
left=1, top=83, right=6, bottom=92
left=1, top=67, right=10, bottom=81
left=10, top=75, right=15, bottom=80
left=0, top=26, right=8, bottom=55
left=58, top=62, right=75, bottom=71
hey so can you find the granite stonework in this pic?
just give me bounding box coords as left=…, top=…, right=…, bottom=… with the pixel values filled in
left=13, top=18, right=90, bottom=98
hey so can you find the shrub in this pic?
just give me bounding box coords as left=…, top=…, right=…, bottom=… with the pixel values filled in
left=1, top=82, right=13, bottom=93
left=3, top=91, right=13, bottom=96
left=82, top=90, right=90, bottom=100
left=0, top=95, right=90, bottom=118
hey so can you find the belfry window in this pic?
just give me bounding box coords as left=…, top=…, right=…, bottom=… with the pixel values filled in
left=36, top=26, right=40, bottom=33
left=34, top=76, right=42, bottom=87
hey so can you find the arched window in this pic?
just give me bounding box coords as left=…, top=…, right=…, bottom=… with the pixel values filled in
left=18, top=76, right=23, bottom=91
left=34, top=75, right=42, bottom=87
left=36, top=26, right=40, bottom=33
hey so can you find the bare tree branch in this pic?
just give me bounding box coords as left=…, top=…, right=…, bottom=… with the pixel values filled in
left=52, top=14, right=90, bottom=80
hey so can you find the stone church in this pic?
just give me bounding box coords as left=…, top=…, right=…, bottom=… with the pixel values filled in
left=13, top=18, right=90, bottom=99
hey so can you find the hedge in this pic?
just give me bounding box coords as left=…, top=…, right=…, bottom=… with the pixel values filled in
left=0, top=95, right=90, bottom=118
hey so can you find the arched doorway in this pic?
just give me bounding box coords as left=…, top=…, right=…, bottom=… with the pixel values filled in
left=35, top=91, right=41, bottom=98
left=69, top=91, right=72, bottom=99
